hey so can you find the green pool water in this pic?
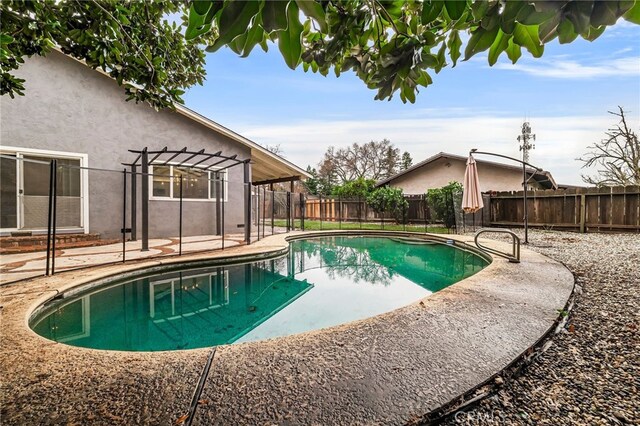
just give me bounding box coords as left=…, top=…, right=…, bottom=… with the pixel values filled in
left=30, top=236, right=489, bottom=351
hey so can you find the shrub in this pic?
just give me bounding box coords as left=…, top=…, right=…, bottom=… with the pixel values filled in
left=426, top=181, right=462, bottom=230
left=367, top=186, right=409, bottom=223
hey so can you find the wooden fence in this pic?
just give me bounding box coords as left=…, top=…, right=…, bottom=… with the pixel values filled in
left=488, top=185, right=640, bottom=232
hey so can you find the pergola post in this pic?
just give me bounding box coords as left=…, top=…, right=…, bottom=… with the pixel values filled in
left=130, top=164, right=137, bottom=241
left=215, top=171, right=222, bottom=236
left=244, top=160, right=252, bottom=244
left=141, top=148, right=149, bottom=251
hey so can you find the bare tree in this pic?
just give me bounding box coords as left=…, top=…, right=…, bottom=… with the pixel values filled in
left=579, top=107, right=639, bottom=187
left=264, top=144, right=285, bottom=157
left=318, top=139, right=409, bottom=183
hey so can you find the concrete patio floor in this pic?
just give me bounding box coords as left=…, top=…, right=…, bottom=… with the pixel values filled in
left=0, top=231, right=574, bottom=425
left=0, top=233, right=253, bottom=284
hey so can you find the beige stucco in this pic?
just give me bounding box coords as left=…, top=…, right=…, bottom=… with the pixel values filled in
left=388, top=156, right=543, bottom=194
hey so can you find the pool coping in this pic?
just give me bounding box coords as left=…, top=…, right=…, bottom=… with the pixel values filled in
left=0, top=231, right=574, bottom=425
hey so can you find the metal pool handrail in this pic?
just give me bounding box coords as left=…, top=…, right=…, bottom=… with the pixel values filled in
left=474, top=228, right=521, bottom=263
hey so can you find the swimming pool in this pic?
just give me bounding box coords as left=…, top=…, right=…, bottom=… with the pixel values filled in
left=30, top=235, right=489, bottom=351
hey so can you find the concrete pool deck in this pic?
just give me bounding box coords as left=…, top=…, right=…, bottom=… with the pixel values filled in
left=0, top=231, right=574, bottom=425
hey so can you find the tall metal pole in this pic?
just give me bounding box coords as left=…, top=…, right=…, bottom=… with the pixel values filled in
left=256, top=184, right=260, bottom=241
left=244, top=161, right=251, bottom=244
left=300, top=192, right=305, bottom=231
left=130, top=164, right=137, bottom=241
left=517, top=122, right=535, bottom=244
left=51, top=159, right=58, bottom=275
left=215, top=171, right=222, bottom=235
left=45, top=159, right=55, bottom=276
left=523, top=161, right=529, bottom=244
left=141, top=148, right=149, bottom=251
left=122, top=169, right=127, bottom=263
left=179, top=173, right=183, bottom=255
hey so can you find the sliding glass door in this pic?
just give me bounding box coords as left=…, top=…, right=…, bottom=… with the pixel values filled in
left=0, top=155, right=18, bottom=229
left=0, top=150, right=85, bottom=232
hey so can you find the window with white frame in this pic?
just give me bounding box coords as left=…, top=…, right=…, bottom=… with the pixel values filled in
left=150, top=164, right=227, bottom=201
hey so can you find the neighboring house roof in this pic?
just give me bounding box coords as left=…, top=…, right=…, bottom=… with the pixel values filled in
left=57, top=49, right=310, bottom=184
left=377, top=152, right=558, bottom=190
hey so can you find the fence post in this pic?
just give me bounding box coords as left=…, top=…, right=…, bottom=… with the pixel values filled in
left=256, top=184, right=260, bottom=241
left=579, top=193, right=586, bottom=233
left=300, top=193, right=305, bottom=231
left=338, top=196, right=342, bottom=230
left=320, top=194, right=323, bottom=230
left=286, top=191, right=291, bottom=232
left=271, top=186, right=275, bottom=235
left=122, top=169, right=127, bottom=263
left=179, top=173, right=183, bottom=255
left=141, top=148, right=149, bottom=251
left=244, top=161, right=251, bottom=244
left=51, top=159, right=58, bottom=275
left=215, top=171, right=222, bottom=235
left=130, top=164, right=137, bottom=241
left=45, top=159, right=55, bottom=276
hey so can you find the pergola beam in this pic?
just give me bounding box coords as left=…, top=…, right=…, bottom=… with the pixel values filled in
left=252, top=175, right=301, bottom=186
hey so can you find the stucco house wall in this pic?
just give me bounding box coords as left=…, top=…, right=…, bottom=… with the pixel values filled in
left=387, top=156, right=544, bottom=194
left=1, top=50, right=249, bottom=238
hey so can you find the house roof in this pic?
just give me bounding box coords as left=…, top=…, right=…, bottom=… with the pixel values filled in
left=172, top=105, right=310, bottom=183
left=377, top=152, right=558, bottom=190
left=57, top=49, right=309, bottom=184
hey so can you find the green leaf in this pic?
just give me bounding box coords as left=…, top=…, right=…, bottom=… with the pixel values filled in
left=488, top=29, right=510, bottom=66
left=192, top=0, right=213, bottom=15
left=278, top=1, right=304, bottom=69
left=623, top=1, right=640, bottom=24
left=296, top=0, right=327, bottom=32
left=470, top=0, right=490, bottom=20
left=557, top=18, right=579, bottom=44
left=185, top=3, right=213, bottom=40
left=464, top=25, right=499, bottom=60
left=590, top=1, right=620, bottom=26
left=538, top=13, right=561, bottom=43
left=582, top=25, right=606, bottom=42
left=435, top=41, right=447, bottom=73
left=241, top=21, right=265, bottom=57
left=262, top=0, right=289, bottom=33
left=564, top=1, right=594, bottom=35
left=447, top=30, right=462, bottom=67
left=207, top=1, right=261, bottom=52
left=513, top=23, right=543, bottom=57
left=444, top=0, right=467, bottom=20
left=505, top=37, right=522, bottom=64
left=422, top=0, right=444, bottom=23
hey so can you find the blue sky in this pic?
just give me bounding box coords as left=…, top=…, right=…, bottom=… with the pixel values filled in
left=184, top=20, right=640, bottom=185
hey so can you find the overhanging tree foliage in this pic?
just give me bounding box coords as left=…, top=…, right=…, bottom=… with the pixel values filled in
left=2, top=1, right=639, bottom=108
left=579, top=107, right=640, bottom=187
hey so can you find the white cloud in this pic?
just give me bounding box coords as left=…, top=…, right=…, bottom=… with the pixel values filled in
left=235, top=114, right=614, bottom=185
left=494, top=56, right=640, bottom=79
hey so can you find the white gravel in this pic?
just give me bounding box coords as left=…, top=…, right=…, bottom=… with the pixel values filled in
left=445, top=230, right=640, bottom=425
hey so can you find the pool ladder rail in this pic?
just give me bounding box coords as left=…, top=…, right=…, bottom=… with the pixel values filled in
left=473, top=228, right=521, bottom=263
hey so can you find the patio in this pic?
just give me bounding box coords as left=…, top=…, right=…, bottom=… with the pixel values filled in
left=0, top=230, right=575, bottom=425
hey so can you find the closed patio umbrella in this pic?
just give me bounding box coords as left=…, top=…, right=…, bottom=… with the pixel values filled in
left=462, top=154, right=484, bottom=213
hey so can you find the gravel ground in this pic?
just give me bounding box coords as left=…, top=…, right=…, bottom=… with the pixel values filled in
left=444, top=230, right=639, bottom=425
